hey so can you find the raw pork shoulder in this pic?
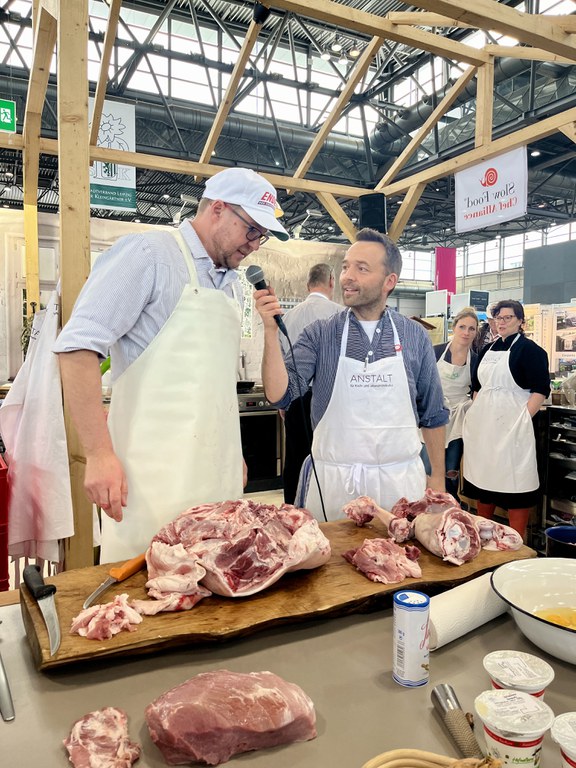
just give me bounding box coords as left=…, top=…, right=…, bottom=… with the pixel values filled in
left=390, top=489, right=460, bottom=520
left=342, top=496, right=414, bottom=542
left=343, top=538, right=422, bottom=583
left=413, top=508, right=481, bottom=565
left=475, top=519, right=523, bottom=551
left=63, top=707, right=140, bottom=768
left=145, top=670, right=317, bottom=766
left=139, top=499, right=330, bottom=610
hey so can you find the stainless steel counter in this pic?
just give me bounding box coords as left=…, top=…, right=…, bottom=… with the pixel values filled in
left=1, top=602, right=574, bottom=766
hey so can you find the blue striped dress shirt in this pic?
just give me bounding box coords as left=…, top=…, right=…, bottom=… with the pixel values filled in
left=277, top=308, right=449, bottom=430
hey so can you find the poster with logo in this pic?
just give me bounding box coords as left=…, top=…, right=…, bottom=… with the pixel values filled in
left=89, top=99, right=136, bottom=211
left=455, top=147, right=527, bottom=234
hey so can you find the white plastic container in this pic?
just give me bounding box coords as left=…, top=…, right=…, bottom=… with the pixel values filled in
left=551, top=712, right=576, bottom=768
left=474, top=689, right=555, bottom=768
left=392, top=590, right=429, bottom=688
left=482, top=650, right=555, bottom=698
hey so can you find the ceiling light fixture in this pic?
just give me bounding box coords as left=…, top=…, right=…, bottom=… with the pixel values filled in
left=349, top=44, right=361, bottom=59
left=320, top=47, right=331, bottom=61
left=338, top=52, right=348, bottom=65
left=330, top=36, right=342, bottom=53
left=530, top=149, right=541, bottom=157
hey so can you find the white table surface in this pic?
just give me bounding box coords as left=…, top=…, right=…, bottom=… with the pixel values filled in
left=1, top=601, right=574, bottom=766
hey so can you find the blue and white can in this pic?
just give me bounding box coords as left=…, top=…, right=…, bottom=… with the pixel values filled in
left=392, top=590, right=430, bottom=687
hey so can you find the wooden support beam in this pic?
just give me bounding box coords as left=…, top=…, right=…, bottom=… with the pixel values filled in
left=58, top=0, right=94, bottom=571
left=23, top=114, right=41, bottom=319
left=475, top=57, right=494, bottom=148
left=398, top=0, right=576, bottom=60
left=22, top=3, right=57, bottom=319
left=559, top=122, right=576, bottom=144
left=376, top=65, right=477, bottom=189
left=315, top=191, right=357, bottom=243
left=484, top=44, right=576, bottom=64
left=387, top=183, right=427, bottom=241
left=386, top=12, right=474, bottom=28
left=381, top=107, right=576, bottom=197
left=294, top=37, right=383, bottom=180
left=198, top=20, right=262, bottom=165
left=268, top=0, right=488, bottom=64
left=90, top=0, right=123, bottom=147
left=35, top=138, right=366, bottom=197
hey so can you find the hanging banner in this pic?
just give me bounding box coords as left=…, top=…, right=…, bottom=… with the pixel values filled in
left=89, top=99, right=136, bottom=211
left=435, top=247, right=456, bottom=299
left=455, top=146, right=527, bottom=234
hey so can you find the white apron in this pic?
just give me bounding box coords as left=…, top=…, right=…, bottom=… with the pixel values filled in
left=304, top=310, right=426, bottom=521
left=463, top=333, right=538, bottom=495
left=437, top=343, right=472, bottom=447
left=101, top=232, right=243, bottom=562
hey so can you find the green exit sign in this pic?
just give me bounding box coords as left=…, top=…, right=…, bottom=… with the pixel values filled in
left=0, top=99, right=16, bottom=133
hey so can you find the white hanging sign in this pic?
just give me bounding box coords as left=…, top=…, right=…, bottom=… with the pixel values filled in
left=455, top=146, right=527, bottom=233
left=89, top=99, right=136, bottom=211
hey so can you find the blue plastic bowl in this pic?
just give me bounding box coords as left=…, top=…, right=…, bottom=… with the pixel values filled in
left=545, top=526, right=576, bottom=558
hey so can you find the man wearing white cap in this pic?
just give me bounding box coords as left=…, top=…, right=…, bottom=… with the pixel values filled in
left=55, top=167, right=289, bottom=562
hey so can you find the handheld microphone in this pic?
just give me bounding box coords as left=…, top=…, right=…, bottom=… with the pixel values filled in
left=245, top=264, right=288, bottom=337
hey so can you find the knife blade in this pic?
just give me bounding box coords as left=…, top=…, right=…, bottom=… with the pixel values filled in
left=22, top=565, right=61, bottom=657
left=83, top=553, right=147, bottom=610
left=0, top=651, right=15, bottom=721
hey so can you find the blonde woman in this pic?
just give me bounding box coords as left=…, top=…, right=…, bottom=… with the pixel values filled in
left=421, top=307, right=478, bottom=501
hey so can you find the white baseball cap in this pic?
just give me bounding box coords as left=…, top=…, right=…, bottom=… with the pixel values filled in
left=203, top=168, right=289, bottom=241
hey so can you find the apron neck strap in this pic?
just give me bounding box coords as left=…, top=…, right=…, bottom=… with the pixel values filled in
left=172, top=230, right=200, bottom=286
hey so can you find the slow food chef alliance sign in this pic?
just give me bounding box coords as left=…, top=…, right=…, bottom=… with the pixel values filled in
left=455, top=146, right=527, bottom=234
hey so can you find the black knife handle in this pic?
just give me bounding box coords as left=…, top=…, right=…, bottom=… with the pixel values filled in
left=23, top=565, right=57, bottom=600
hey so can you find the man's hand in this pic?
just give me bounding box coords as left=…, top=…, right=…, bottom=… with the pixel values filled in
left=254, top=286, right=283, bottom=330
left=84, top=451, right=128, bottom=522
left=242, top=457, right=248, bottom=489
left=426, top=472, right=446, bottom=494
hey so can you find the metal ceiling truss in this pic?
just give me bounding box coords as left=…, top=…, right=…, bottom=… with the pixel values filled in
left=1, top=0, right=576, bottom=248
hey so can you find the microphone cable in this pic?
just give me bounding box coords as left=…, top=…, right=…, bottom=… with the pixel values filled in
left=281, top=328, right=328, bottom=523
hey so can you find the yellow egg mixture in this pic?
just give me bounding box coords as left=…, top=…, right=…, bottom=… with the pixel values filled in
left=535, top=607, right=576, bottom=629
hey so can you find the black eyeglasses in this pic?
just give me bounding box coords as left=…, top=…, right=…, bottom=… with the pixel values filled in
left=225, top=203, right=269, bottom=246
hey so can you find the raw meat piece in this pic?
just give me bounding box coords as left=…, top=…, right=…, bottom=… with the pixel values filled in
left=343, top=538, right=422, bottom=584
left=342, top=496, right=414, bottom=542
left=390, top=489, right=460, bottom=520
left=63, top=706, right=140, bottom=768
left=475, top=518, right=523, bottom=551
left=145, top=669, right=316, bottom=766
left=142, top=500, right=330, bottom=608
left=70, top=594, right=142, bottom=640
left=413, top=508, right=481, bottom=565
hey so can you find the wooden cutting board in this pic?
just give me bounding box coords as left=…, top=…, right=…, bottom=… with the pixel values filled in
left=20, top=518, right=536, bottom=671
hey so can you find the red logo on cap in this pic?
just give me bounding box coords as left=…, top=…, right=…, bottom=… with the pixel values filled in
left=258, top=191, right=276, bottom=209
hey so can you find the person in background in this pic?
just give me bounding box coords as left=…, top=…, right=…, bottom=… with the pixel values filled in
left=462, top=300, right=550, bottom=540
left=474, top=303, right=499, bottom=353
left=280, top=263, right=342, bottom=504
left=255, top=228, right=448, bottom=521
left=420, top=307, right=478, bottom=502
left=54, top=167, right=289, bottom=562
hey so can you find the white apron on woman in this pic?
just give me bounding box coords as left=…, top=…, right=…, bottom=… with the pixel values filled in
left=101, top=232, right=243, bottom=562
left=303, top=310, right=426, bottom=521
left=437, top=343, right=472, bottom=447
left=462, top=334, right=538, bottom=494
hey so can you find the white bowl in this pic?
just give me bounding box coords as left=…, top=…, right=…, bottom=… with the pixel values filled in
left=490, top=558, right=576, bottom=665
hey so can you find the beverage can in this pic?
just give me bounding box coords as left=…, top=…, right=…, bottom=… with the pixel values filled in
left=392, top=589, right=430, bottom=687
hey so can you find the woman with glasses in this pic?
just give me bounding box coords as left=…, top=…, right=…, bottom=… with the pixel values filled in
left=462, top=300, right=550, bottom=539
left=420, top=307, right=479, bottom=502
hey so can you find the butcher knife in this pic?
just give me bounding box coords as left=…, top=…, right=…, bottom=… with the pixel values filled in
left=83, top=553, right=147, bottom=609
left=22, top=565, right=61, bottom=657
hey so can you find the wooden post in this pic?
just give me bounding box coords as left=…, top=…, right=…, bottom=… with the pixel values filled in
left=57, top=0, right=93, bottom=569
